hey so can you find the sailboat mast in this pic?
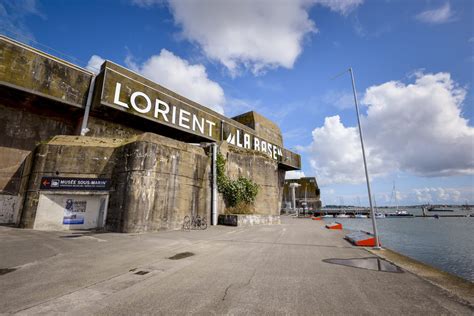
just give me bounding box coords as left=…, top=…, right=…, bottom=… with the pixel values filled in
left=394, top=182, right=398, bottom=212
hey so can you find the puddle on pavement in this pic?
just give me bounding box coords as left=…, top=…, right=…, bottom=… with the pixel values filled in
left=134, top=271, right=150, bottom=275
left=323, top=257, right=403, bottom=273
left=59, top=231, right=107, bottom=239
left=168, top=252, right=194, bottom=260
left=0, top=268, right=16, bottom=276
left=60, top=235, right=83, bottom=238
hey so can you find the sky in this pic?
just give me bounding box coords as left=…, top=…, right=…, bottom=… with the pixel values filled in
left=1, top=0, right=473, bottom=206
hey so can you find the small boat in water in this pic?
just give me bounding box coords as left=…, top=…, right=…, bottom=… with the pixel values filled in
left=374, top=212, right=386, bottom=218
left=372, top=197, right=384, bottom=218
left=427, top=206, right=454, bottom=212
left=354, top=214, right=368, bottom=218
left=386, top=210, right=414, bottom=217
left=336, top=211, right=351, bottom=218
left=386, top=183, right=413, bottom=217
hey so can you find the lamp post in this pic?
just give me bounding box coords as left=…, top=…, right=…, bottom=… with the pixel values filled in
left=348, top=67, right=381, bottom=249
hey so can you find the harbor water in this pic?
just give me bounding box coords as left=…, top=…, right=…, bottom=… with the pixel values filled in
left=323, top=208, right=474, bottom=282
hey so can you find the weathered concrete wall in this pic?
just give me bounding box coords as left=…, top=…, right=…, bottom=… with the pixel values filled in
left=0, top=35, right=91, bottom=225
left=283, top=177, right=322, bottom=210
left=87, top=116, right=143, bottom=139
left=218, top=214, right=280, bottom=226
left=107, top=133, right=211, bottom=232
left=0, top=35, right=296, bottom=230
left=20, top=133, right=284, bottom=231
left=0, top=102, right=76, bottom=225
left=0, top=196, right=20, bottom=224
left=20, top=136, right=120, bottom=228
left=20, top=134, right=211, bottom=232
left=232, top=111, right=283, bottom=148
left=0, top=35, right=92, bottom=108
left=219, top=143, right=285, bottom=216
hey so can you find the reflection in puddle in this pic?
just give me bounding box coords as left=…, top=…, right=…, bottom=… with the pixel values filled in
left=323, top=257, right=403, bottom=273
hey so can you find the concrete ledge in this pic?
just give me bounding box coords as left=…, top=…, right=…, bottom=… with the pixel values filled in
left=218, top=214, right=280, bottom=226
left=368, top=247, right=474, bottom=307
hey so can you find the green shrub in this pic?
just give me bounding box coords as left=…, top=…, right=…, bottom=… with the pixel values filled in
left=216, top=152, right=259, bottom=209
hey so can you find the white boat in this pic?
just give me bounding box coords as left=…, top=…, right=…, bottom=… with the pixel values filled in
left=386, top=210, right=414, bottom=217
left=387, top=182, right=414, bottom=217
left=371, top=196, right=384, bottom=218
left=354, top=214, right=368, bottom=218
left=374, top=212, right=386, bottom=218
left=336, top=212, right=351, bottom=218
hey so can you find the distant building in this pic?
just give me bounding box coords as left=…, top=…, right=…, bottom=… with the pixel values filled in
left=282, top=177, right=321, bottom=211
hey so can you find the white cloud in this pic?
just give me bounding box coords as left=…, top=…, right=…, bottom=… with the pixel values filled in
left=415, top=2, right=455, bottom=24
left=315, top=0, right=363, bottom=16
left=86, top=55, right=105, bottom=73
left=165, top=0, right=363, bottom=75
left=302, top=115, right=388, bottom=185
left=126, top=49, right=225, bottom=114
left=167, top=0, right=316, bottom=75
left=301, top=72, right=474, bottom=185
left=362, top=72, right=472, bottom=177
left=413, top=187, right=465, bottom=203
left=285, top=170, right=306, bottom=180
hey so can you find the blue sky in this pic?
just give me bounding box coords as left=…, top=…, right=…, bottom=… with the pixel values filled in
left=1, top=0, right=473, bottom=206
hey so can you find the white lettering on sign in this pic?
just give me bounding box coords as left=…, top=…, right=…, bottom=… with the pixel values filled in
left=171, top=105, right=177, bottom=125
left=130, top=91, right=152, bottom=114
left=179, top=109, right=191, bottom=129
left=236, top=130, right=243, bottom=148
left=154, top=100, right=169, bottom=122
left=226, top=133, right=235, bottom=145
left=244, top=133, right=251, bottom=149
left=206, top=121, right=215, bottom=137
left=193, top=116, right=204, bottom=134
left=113, top=82, right=216, bottom=138
left=225, top=129, right=283, bottom=161
left=113, top=83, right=129, bottom=108
left=254, top=138, right=260, bottom=151
left=112, top=82, right=282, bottom=160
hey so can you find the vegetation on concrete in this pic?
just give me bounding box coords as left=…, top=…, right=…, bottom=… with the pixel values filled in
left=216, top=152, right=259, bottom=213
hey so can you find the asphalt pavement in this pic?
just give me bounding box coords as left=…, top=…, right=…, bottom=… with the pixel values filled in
left=0, top=216, right=472, bottom=315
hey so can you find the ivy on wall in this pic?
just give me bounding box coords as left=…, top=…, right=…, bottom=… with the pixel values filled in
left=216, top=152, right=259, bottom=213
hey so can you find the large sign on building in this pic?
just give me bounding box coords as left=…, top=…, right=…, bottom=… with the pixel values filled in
left=0, top=35, right=300, bottom=171
left=95, top=61, right=300, bottom=168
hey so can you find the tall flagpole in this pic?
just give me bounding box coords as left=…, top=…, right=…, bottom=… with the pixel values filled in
left=348, top=67, right=381, bottom=249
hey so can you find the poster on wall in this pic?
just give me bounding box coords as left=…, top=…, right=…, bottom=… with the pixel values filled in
left=63, top=199, right=87, bottom=225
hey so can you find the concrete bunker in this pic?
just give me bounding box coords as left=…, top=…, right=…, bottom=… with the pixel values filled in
left=0, top=35, right=302, bottom=232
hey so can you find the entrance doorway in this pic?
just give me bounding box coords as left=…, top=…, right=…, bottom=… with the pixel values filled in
left=33, top=193, right=109, bottom=230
